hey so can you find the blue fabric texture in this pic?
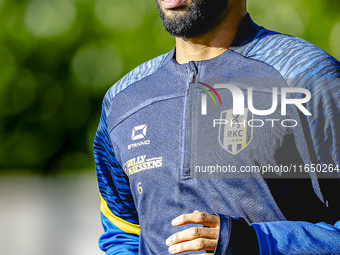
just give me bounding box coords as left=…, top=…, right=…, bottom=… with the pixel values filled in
left=232, top=28, right=340, bottom=178
left=93, top=13, right=340, bottom=254
left=99, top=213, right=139, bottom=254
left=252, top=220, right=340, bottom=254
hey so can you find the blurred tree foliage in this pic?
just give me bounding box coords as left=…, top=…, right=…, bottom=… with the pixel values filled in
left=0, top=0, right=339, bottom=174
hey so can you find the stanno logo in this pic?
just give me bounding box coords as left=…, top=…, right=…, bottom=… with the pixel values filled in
left=132, top=124, right=147, bottom=140
left=128, top=124, right=150, bottom=150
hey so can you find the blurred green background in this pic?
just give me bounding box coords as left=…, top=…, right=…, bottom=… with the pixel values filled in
left=0, top=0, right=339, bottom=174
left=0, top=1, right=339, bottom=255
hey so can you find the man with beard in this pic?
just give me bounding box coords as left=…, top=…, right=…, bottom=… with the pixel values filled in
left=94, top=0, right=340, bottom=254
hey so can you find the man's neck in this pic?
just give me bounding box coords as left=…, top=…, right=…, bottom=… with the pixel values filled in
left=175, top=2, right=247, bottom=64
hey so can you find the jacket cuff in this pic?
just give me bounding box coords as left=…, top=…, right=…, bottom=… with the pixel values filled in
left=251, top=223, right=271, bottom=254
left=213, top=213, right=232, bottom=255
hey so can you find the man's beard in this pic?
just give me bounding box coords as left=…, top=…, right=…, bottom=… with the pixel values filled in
left=156, top=0, right=229, bottom=38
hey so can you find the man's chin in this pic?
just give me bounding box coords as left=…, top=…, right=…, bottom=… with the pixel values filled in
left=157, top=0, right=229, bottom=38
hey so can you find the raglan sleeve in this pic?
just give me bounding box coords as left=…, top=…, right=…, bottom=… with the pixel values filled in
left=249, top=57, right=340, bottom=254
left=94, top=90, right=140, bottom=254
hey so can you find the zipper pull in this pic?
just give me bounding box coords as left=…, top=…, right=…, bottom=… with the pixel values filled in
left=190, top=70, right=195, bottom=83
left=188, top=61, right=198, bottom=84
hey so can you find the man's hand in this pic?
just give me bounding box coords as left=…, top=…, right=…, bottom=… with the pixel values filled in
left=166, top=211, right=220, bottom=254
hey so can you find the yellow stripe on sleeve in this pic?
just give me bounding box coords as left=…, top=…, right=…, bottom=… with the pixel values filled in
left=100, top=193, right=141, bottom=236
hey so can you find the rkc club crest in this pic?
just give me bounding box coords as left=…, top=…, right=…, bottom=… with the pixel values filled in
left=218, top=108, right=253, bottom=155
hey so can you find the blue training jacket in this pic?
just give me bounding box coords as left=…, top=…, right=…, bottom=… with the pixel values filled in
left=93, top=14, right=340, bottom=254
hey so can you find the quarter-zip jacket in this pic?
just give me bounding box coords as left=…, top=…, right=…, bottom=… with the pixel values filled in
left=94, top=14, right=340, bottom=254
